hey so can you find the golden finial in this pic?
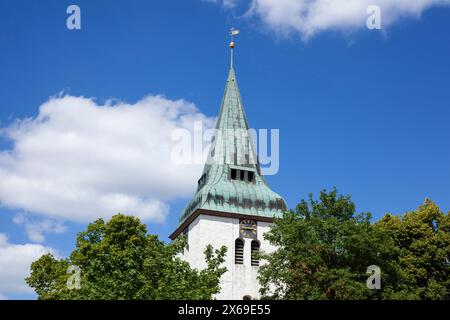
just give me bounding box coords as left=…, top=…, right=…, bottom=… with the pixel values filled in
left=229, top=28, right=239, bottom=68
left=229, top=27, right=239, bottom=48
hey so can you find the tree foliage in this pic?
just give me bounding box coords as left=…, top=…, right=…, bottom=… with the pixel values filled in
left=26, top=214, right=227, bottom=300
left=376, top=199, right=450, bottom=299
left=259, top=189, right=450, bottom=300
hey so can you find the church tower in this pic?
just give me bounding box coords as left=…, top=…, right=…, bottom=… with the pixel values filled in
left=170, top=30, right=286, bottom=300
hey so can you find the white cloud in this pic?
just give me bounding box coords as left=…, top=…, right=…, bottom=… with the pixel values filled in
left=13, top=214, right=67, bottom=243
left=0, top=95, right=215, bottom=224
left=205, top=0, right=238, bottom=9
left=0, top=233, right=55, bottom=298
left=212, top=0, right=450, bottom=39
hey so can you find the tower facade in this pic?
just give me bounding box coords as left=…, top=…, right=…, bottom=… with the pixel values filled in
left=170, top=35, right=286, bottom=299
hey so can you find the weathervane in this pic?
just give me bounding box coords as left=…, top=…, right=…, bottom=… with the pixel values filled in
left=229, top=27, right=239, bottom=68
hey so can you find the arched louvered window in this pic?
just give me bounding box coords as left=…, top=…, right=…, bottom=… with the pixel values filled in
left=235, top=238, right=244, bottom=264
left=251, top=240, right=260, bottom=266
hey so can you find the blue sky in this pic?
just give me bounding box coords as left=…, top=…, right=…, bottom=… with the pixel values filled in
left=0, top=0, right=449, bottom=299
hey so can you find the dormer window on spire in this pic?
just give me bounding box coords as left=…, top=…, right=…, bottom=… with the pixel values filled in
left=230, top=168, right=255, bottom=183
left=197, top=173, right=207, bottom=190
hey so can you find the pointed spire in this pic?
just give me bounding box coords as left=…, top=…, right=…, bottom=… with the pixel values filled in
left=169, top=28, right=287, bottom=236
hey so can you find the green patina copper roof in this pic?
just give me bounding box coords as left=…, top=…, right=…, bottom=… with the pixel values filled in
left=178, top=65, right=286, bottom=225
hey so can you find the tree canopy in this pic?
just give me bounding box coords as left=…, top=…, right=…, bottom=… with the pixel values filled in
left=26, top=214, right=227, bottom=300
left=258, top=188, right=450, bottom=300
left=27, top=191, right=450, bottom=300
left=376, top=199, right=450, bottom=299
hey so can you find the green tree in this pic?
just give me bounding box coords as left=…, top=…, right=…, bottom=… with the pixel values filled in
left=258, top=188, right=402, bottom=300
left=26, top=214, right=227, bottom=300
left=376, top=199, right=450, bottom=299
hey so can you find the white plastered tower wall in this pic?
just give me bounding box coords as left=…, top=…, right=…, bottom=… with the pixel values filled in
left=180, top=214, right=277, bottom=300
